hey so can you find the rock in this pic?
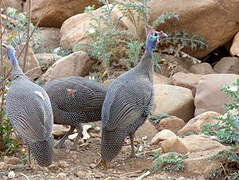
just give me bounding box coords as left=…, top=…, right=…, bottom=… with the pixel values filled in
left=150, top=129, right=177, bottom=145
left=75, top=171, right=87, bottom=177
left=135, top=120, right=158, bottom=142
left=4, top=156, right=21, bottom=165
left=152, top=116, right=186, bottom=134
left=1, top=44, right=42, bottom=79
left=57, top=173, right=67, bottom=178
left=0, top=162, right=6, bottom=169
left=57, top=160, right=69, bottom=169
left=35, top=53, right=61, bottom=68
left=194, top=74, right=239, bottom=115
left=34, top=28, right=61, bottom=53
left=154, top=72, right=172, bottom=85
left=184, top=147, right=228, bottom=175
left=213, top=57, right=239, bottom=74
left=161, top=135, right=225, bottom=154
left=52, top=125, right=70, bottom=138
left=60, top=4, right=140, bottom=50
left=230, top=32, right=239, bottom=56
left=41, top=51, right=93, bottom=83
left=2, top=0, right=23, bottom=11
left=189, top=63, right=215, bottom=75
left=8, top=171, right=15, bottom=179
left=177, top=111, right=221, bottom=136
left=172, top=72, right=203, bottom=96
left=24, top=0, right=102, bottom=28
left=149, top=0, right=239, bottom=58
left=153, top=84, right=194, bottom=122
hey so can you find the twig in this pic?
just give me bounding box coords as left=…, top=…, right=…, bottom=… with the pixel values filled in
left=20, top=173, right=30, bottom=180
left=23, top=0, right=32, bottom=72
left=135, top=170, right=151, bottom=180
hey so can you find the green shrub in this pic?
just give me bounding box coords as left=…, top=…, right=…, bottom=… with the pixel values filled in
left=150, top=151, right=187, bottom=173
left=202, top=79, right=239, bottom=144
left=74, top=0, right=207, bottom=80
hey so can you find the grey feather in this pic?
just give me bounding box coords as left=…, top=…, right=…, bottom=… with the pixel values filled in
left=5, top=45, right=54, bottom=167
left=43, top=76, right=107, bottom=146
left=100, top=28, right=167, bottom=162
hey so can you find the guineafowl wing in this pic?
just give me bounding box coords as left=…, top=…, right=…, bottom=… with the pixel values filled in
left=102, top=78, right=153, bottom=131
left=43, top=77, right=106, bottom=112
left=6, top=79, right=53, bottom=142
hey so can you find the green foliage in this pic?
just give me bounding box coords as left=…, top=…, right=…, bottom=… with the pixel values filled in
left=202, top=79, right=239, bottom=144
left=0, top=80, right=19, bottom=157
left=3, top=7, right=40, bottom=50
left=159, top=31, right=207, bottom=50
left=149, top=113, right=170, bottom=124
left=153, top=12, right=179, bottom=27
left=151, top=152, right=187, bottom=173
left=55, top=47, right=73, bottom=57
left=75, top=0, right=207, bottom=80
left=208, top=148, right=239, bottom=180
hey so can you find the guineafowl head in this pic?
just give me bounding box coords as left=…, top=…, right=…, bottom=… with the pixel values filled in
left=2, top=43, right=18, bottom=65
left=146, top=25, right=167, bottom=51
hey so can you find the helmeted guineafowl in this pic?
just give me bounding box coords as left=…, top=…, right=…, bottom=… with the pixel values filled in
left=3, top=44, right=54, bottom=167
left=98, top=26, right=167, bottom=167
left=43, top=76, right=107, bottom=148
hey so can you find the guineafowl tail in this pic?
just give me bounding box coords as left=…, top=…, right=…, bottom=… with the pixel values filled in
left=28, top=136, right=54, bottom=167
left=101, top=129, right=126, bottom=162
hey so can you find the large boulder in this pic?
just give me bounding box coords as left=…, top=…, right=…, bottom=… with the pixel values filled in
left=153, top=84, right=194, bottom=122
left=213, top=57, right=239, bottom=74
left=194, top=74, right=239, bottom=115
left=160, top=135, right=225, bottom=154
left=60, top=5, right=128, bottom=50
left=189, top=63, right=215, bottom=75
left=40, top=51, right=93, bottom=83
left=34, top=28, right=61, bottom=53
left=154, top=73, right=172, bottom=85
left=135, top=120, right=158, bottom=142
left=35, top=53, right=61, bottom=68
left=24, top=0, right=102, bottom=28
left=172, top=72, right=203, bottom=96
left=230, top=32, right=239, bottom=56
left=149, top=0, right=239, bottom=58
left=177, top=111, right=221, bottom=136
left=150, top=116, right=186, bottom=134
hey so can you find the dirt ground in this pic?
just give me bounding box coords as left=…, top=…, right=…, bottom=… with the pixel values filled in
left=0, top=126, right=205, bottom=180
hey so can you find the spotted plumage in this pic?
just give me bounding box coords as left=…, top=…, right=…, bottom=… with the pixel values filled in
left=43, top=76, right=107, bottom=148
left=4, top=44, right=54, bottom=167
left=99, top=26, right=167, bottom=165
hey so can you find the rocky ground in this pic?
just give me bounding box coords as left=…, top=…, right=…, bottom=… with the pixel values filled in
left=0, top=124, right=193, bottom=180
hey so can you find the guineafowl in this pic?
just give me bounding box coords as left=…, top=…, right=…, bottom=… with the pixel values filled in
left=98, top=26, right=167, bottom=167
left=3, top=44, right=54, bottom=167
left=43, top=76, right=107, bottom=148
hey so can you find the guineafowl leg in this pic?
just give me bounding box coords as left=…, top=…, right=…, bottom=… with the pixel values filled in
left=55, top=126, right=75, bottom=149
left=129, top=134, right=136, bottom=158
left=28, top=147, right=31, bottom=165
left=95, top=159, right=108, bottom=169
left=74, top=124, right=83, bottom=144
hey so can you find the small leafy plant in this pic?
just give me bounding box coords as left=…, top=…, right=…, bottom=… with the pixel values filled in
left=208, top=147, right=239, bottom=180
left=150, top=151, right=187, bottom=173
left=74, top=0, right=207, bottom=80
left=202, top=79, right=239, bottom=144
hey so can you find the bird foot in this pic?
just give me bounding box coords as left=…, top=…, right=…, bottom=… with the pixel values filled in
left=54, top=141, right=67, bottom=149
left=95, top=159, right=108, bottom=169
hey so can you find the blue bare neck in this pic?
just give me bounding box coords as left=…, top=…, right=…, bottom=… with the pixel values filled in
left=145, top=36, right=157, bottom=57
left=7, top=50, right=19, bottom=66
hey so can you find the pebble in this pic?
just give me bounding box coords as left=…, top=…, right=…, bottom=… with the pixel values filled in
left=0, top=162, right=6, bottom=169
left=57, top=173, right=67, bottom=178
left=8, top=171, right=15, bottom=179
left=75, top=171, right=87, bottom=177
left=4, top=156, right=21, bottom=165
